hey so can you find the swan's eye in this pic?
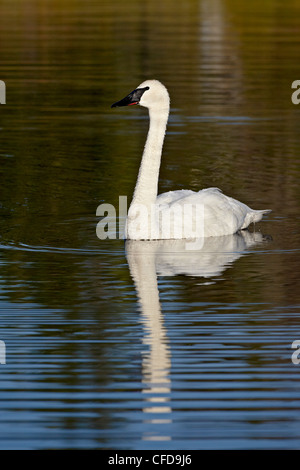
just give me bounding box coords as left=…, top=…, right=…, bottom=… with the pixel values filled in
left=132, top=86, right=150, bottom=103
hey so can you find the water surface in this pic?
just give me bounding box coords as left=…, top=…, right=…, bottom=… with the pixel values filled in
left=0, top=0, right=300, bottom=450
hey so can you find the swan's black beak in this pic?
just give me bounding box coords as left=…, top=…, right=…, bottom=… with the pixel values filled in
left=111, top=86, right=149, bottom=108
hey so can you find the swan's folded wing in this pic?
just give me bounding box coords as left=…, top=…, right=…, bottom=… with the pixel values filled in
left=156, top=187, right=259, bottom=237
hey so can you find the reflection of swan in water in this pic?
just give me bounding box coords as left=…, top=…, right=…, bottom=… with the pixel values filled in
left=127, top=231, right=264, bottom=278
left=126, top=235, right=172, bottom=428
left=112, top=79, right=271, bottom=240
left=125, top=231, right=265, bottom=442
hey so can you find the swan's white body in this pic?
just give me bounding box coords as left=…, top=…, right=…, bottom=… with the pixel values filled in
left=112, top=79, right=271, bottom=240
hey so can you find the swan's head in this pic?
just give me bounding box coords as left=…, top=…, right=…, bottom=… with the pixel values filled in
left=111, top=79, right=170, bottom=111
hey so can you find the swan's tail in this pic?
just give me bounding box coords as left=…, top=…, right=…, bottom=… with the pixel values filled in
left=254, top=209, right=272, bottom=222
left=241, top=209, right=272, bottom=229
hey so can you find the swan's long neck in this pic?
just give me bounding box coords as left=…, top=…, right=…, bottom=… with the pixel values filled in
left=130, top=106, right=169, bottom=208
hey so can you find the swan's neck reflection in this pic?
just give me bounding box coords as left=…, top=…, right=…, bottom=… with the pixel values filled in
left=126, top=241, right=172, bottom=421
left=126, top=232, right=265, bottom=441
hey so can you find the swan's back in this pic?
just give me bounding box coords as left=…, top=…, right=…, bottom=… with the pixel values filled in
left=156, top=187, right=271, bottom=238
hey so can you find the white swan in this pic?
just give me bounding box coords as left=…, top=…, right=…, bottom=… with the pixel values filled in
left=112, top=79, right=271, bottom=240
